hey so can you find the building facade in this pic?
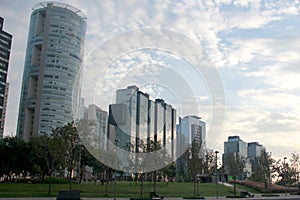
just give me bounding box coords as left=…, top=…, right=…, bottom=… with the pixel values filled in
left=248, top=142, right=265, bottom=159
left=223, top=136, right=251, bottom=179
left=17, top=2, right=86, bottom=141
left=224, top=136, right=247, bottom=157
left=176, top=116, right=206, bottom=178
left=87, top=104, right=107, bottom=149
left=108, top=86, right=177, bottom=159
left=0, top=17, right=12, bottom=138
left=248, top=142, right=265, bottom=172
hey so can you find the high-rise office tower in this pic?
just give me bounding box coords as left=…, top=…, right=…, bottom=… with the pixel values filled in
left=223, top=136, right=252, bottom=179
left=224, top=136, right=247, bottom=157
left=0, top=17, right=12, bottom=138
left=108, top=86, right=176, bottom=157
left=17, top=2, right=86, bottom=141
left=176, top=115, right=206, bottom=157
left=87, top=104, right=107, bottom=149
left=155, top=99, right=177, bottom=159
left=248, top=142, right=265, bottom=172
left=247, top=142, right=265, bottom=160
left=176, top=115, right=206, bottom=176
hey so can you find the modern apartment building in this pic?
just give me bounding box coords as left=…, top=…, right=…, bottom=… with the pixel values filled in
left=108, top=86, right=177, bottom=159
left=0, top=17, right=12, bottom=138
left=17, top=2, right=86, bottom=141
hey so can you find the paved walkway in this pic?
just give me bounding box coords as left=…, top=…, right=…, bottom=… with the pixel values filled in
left=1, top=194, right=300, bottom=200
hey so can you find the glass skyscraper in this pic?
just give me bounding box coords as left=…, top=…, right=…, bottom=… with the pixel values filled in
left=17, top=2, right=86, bottom=141
left=0, top=17, right=12, bottom=138
left=176, top=115, right=206, bottom=176
left=108, top=86, right=177, bottom=157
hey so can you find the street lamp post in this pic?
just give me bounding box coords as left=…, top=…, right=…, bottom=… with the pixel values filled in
left=284, top=157, right=287, bottom=196
left=77, top=144, right=82, bottom=190
left=114, top=139, right=120, bottom=200
left=215, top=151, right=219, bottom=199
left=269, top=152, right=272, bottom=195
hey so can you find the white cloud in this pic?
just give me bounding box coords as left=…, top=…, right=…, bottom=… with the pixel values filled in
left=238, top=88, right=300, bottom=112
left=222, top=105, right=300, bottom=158
left=2, top=0, right=300, bottom=159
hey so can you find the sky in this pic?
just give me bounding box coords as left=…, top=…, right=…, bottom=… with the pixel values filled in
left=1, top=0, right=300, bottom=160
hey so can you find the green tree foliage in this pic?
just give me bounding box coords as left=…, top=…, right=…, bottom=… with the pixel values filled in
left=249, top=150, right=274, bottom=191
left=138, top=140, right=169, bottom=197
left=203, top=150, right=215, bottom=182
left=289, top=152, right=300, bottom=188
left=53, top=121, right=81, bottom=191
left=31, top=134, right=65, bottom=194
left=162, top=162, right=177, bottom=183
left=274, top=153, right=300, bottom=188
left=185, top=140, right=204, bottom=196
left=0, top=137, right=33, bottom=182
left=224, top=153, right=245, bottom=195
left=187, top=140, right=204, bottom=181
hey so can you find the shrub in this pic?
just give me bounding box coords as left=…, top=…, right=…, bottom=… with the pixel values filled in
left=229, top=180, right=298, bottom=193
left=30, top=177, right=74, bottom=184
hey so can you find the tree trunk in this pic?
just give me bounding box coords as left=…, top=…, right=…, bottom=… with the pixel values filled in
left=140, top=174, right=144, bottom=199
left=153, top=172, right=157, bottom=194
left=233, top=176, right=237, bottom=196
left=105, top=170, right=108, bottom=196
left=79, top=163, right=84, bottom=184
left=42, top=169, right=46, bottom=182
left=48, top=170, right=53, bottom=195
left=69, top=168, right=73, bottom=191
left=194, top=176, right=196, bottom=196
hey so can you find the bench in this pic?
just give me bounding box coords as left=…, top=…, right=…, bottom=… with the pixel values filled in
left=150, top=192, right=164, bottom=200
left=240, top=191, right=254, bottom=198
left=57, top=190, right=80, bottom=200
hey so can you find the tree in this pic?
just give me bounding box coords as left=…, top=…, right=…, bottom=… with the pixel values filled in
left=258, top=150, right=274, bottom=192
left=162, top=162, right=177, bottom=183
left=186, top=140, right=204, bottom=196
left=53, top=121, right=81, bottom=191
left=290, top=152, right=300, bottom=191
left=204, top=150, right=216, bottom=182
left=31, top=134, right=65, bottom=194
left=224, top=153, right=245, bottom=195
left=0, top=137, right=33, bottom=182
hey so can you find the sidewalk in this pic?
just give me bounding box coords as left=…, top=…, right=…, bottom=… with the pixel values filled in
left=1, top=194, right=300, bottom=200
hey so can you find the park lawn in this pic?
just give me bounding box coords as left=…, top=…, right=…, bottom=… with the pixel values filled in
left=0, top=181, right=252, bottom=198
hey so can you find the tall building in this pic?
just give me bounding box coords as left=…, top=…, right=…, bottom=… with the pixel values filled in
left=108, top=86, right=176, bottom=158
left=111, top=85, right=139, bottom=151
left=177, top=116, right=206, bottom=149
left=17, top=2, right=86, bottom=141
left=223, top=136, right=251, bottom=179
left=248, top=142, right=265, bottom=172
left=0, top=17, right=12, bottom=138
left=87, top=104, right=107, bottom=149
left=224, top=136, right=247, bottom=157
left=0, top=83, right=9, bottom=137
left=176, top=116, right=206, bottom=177
left=248, top=142, right=265, bottom=159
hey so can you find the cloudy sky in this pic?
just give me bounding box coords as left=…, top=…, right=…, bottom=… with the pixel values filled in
left=1, top=0, right=300, bottom=160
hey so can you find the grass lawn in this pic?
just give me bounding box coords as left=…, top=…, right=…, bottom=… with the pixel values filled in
left=0, top=181, right=256, bottom=198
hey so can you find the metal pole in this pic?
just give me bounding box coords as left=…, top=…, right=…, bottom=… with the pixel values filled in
left=78, top=146, right=81, bottom=190
left=114, top=139, right=119, bottom=200
left=215, top=151, right=219, bottom=199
